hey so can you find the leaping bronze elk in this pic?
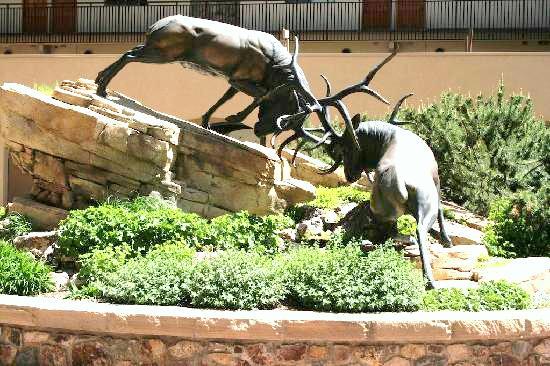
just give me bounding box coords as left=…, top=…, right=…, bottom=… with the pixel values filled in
left=275, top=53, right=453, bottom=289
left=95, top=15, right=320, bottom=137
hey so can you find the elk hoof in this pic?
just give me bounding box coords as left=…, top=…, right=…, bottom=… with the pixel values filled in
left=201, top=115, right=211, bottom=129
left=96, top=86, right=107, bottom=98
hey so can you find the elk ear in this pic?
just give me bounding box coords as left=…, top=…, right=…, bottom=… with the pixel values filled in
left=351, top=114, right=361, bottom=129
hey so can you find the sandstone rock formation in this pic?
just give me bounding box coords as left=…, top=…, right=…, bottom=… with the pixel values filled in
left=0, top=80, right=355, bottom=220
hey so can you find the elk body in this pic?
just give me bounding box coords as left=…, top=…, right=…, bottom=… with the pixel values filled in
left=275, top=53, right=453, bottom=289
left=95, top=15, right=312, bottom=136
left=325, top=116, right=452, bottom=288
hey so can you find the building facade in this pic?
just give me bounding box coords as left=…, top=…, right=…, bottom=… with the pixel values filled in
left=0, top=0, right=549, bottom=53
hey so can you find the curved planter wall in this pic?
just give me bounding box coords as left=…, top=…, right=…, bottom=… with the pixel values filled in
left=0, top=295, right=549, bottom=365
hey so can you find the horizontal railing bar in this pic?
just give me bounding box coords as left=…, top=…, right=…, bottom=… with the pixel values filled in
left=0, top=0, right=548, bottom=44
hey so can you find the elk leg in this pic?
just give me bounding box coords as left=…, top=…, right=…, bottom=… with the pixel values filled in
left=410, top=191, right=439, bottom=290
left=95, top=45, right=164, bottom=97
left=225, top=98, right=260, bottom=123
left=201, top=86, right=239, bottom=129
left=437, top=206, right=453, bottom=248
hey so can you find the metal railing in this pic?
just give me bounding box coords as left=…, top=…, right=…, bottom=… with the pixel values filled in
left=0, top=0, right=548, bottom=44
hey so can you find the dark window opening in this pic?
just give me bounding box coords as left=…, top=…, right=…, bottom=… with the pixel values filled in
left=105, top=0, right=147, bottom=6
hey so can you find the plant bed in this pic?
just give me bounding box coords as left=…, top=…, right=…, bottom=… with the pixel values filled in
left=2, top=192, right=547, bottom=314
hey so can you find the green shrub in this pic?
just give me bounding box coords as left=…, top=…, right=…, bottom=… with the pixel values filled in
left=0, top=212, right=33, bottom=242
left=95, top=243, right=195, bottom=305
left=286, top=186, right=370, bottom=222
left=210, top=212, right=294, bottom=254
left=77, top=244, right=132, bottom=285
left=0, top=207, right=6, bottom=219
left=283, top=245, right=425, bottom=312
left=57, top=197, right=212, bottom=257
left=400, top=82, right=549, bottom=215
left=396, top=214, right=417, bottom=236
left=423, top=280, right=531, bottom=311
left=0, top=241, right=54, bottom=295
left=310, top=186, right=371, bottom=209
left=33, top=83, right=57, bottom=96
left=188, top=250, right=286, bottom=310
left=483, top=188, right=549, bottom=258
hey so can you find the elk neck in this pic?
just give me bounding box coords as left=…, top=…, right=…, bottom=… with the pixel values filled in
left=354, top=121, right=397, bottom=170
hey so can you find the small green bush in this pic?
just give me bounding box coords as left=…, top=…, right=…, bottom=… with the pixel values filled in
left=283, top=245, right=425, bottom=312
left=423, top=280, right=531, bottom=311
left=57, top=197, right=212, bottom=257
left=286, top=186, right=370, bottom=222
left=95, top=243, right=195, bottom=305
left=188, top=250, right=286, bottom=310
left=77, top=244, right=132, bottom=285
left=210, top=212, right=294, bottom=254
left=0, top=241, right=54, bottom=295
left=396, top=214, right=417, bottom=236
left=483, top=188, right=549, bottom=258
left=0, top=207, right=6, bottom=219
left=310, top=186, right=371, bottom=209
left=0, top=212, right=33, bottom=242
left=401, top=82, right=549, bottom=215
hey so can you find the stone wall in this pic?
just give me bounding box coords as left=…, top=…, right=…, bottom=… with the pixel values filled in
left=0, top=295, right=549, bottom=366
left=0, top=80, right=364, bottom=227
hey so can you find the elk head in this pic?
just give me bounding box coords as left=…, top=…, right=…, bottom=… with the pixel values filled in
left=273, top=49, right=401, bottom=179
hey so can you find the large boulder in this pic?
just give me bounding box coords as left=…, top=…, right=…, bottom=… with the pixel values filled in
left=0, top=80, right=352, bottom=217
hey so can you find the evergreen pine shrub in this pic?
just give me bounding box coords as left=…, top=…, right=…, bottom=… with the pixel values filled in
left=400, top=82, right=549, bottom=215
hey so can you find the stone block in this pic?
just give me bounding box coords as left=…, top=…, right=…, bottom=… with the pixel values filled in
left=431, top=220, right=484, bottom=245
left=23, top=331, right=49, bottom=345
left=308, top=345, right=328, bottom=360
left=39, top=344, right=68, bottom=366
left=127, top=133, right=174, bottom=169
left=33, top=151, right=67, bottom=188
left=52, top=87, right=92, bottom=108
left=8, top=196, right=68, bottom=230
left=69, top=176, right=107, bottom=202
left=12, top=231, right=57, bottom=255
left=0, top=344, right=18, bottom=366
left=433, top=268, right=473, bottom=281
left=72, top=341, right=109, bottom=366
left=273, top=178, right=316, bottom=207
left=400, top=344, right=426, bottom=360
left=276, top=344, right=307, bottom=362
left=168, top=341, right=202, bottom=360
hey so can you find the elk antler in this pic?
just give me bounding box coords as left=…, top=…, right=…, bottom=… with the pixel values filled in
left=388, top=93, right=414, bottom=125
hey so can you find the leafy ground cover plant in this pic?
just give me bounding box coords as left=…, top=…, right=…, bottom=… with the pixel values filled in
left=57, top=198, right=212, bottom=257
left=0, top=212, right=33, bottom=242
left=33, top=83, right=57, bottom=96
left=188, top=250, right=287, bottom=310
left=286, top=186, right=370, bottom=222
left=209, top=212, right=294, bottom=254
left=91, top=243, right=195, bottom=305
left=282, top=244, right=425, bottom=312
left=483, top=188, right=549, bottom=258
left=400, top=82, right=549, bottom=216
left=396, top=214, right=417, bottom=237
left=0, top=241, right=54, bottom=295
left=423, top=280, right=531, bottom=311
left=59, top=197, right=297, bottom=257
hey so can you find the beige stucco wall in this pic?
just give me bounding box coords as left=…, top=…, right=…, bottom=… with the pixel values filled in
left=1, top=52, right=549, bottom=201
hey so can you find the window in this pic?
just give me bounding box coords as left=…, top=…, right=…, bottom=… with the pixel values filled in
left=104, top=0, right=147, bottom=6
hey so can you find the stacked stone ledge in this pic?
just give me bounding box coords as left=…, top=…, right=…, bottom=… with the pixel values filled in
left=0, top=79, right=365, bottom=224
left=0, top=295, right=549, bottom=365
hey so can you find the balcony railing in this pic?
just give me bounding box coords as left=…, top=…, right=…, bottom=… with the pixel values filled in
left=0, top=0, right=549, bottom=44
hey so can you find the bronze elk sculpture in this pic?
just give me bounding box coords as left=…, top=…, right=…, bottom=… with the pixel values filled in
left=95, top=15, right=320, bottom=137
left=275, top=53, right=453, bottom=289
left=95, top=15, right=452, bottom=288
